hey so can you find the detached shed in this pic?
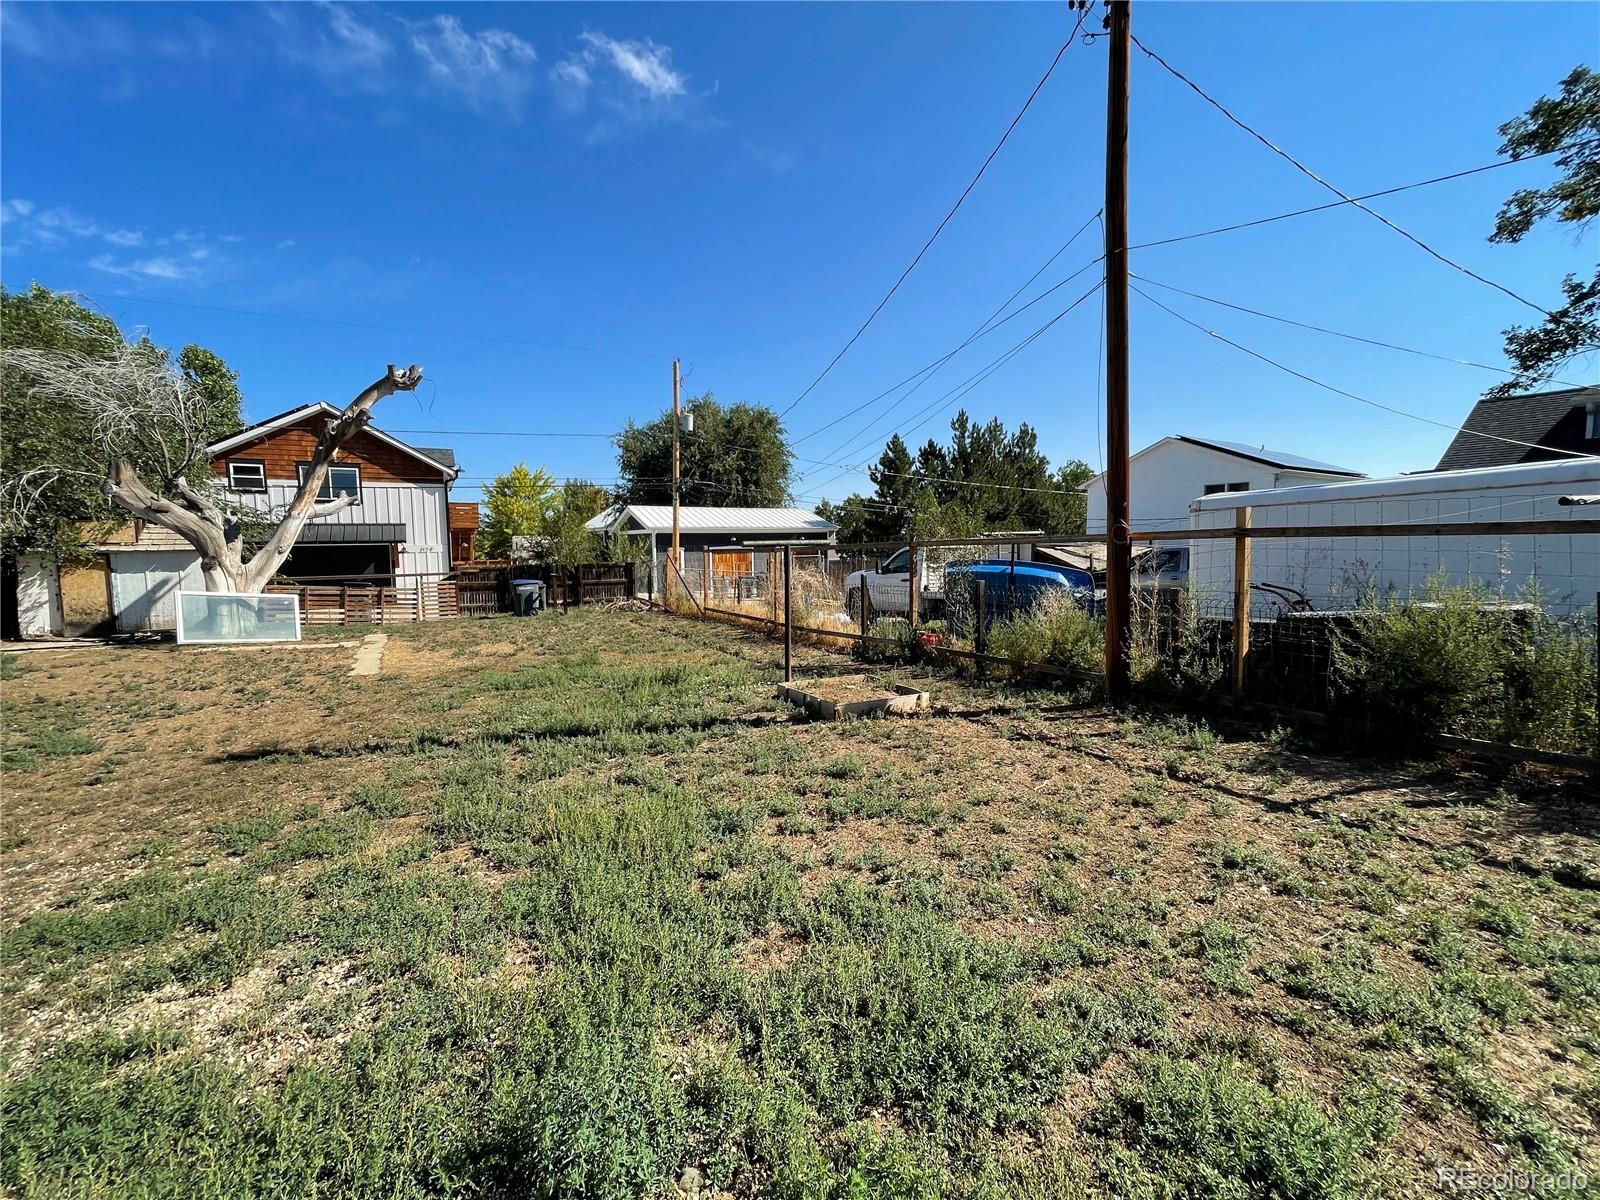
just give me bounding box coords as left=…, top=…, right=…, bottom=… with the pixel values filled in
left=585, top=504, right=837, bottom=590
left=14, top=523, right=204, bottom=638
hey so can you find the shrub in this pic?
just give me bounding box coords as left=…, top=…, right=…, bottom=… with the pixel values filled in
left=859, top=618, right=913, bottom=663
left=1093, top=1054, right=1394, bottom=1200
left=1332, top=577, right=1596, bottom=753
left=985, top=592, right=1103, bottom=675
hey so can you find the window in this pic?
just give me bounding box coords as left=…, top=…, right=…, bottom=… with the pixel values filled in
left=881, top=548, right=909, bottom=573
left=225, top=459, right=266, bottom=492
left=1587, top=404, right=1599, bottom=441
left=1202, top=481, right=1250, bottom=495
left=297, top=462, right=361, bottom=504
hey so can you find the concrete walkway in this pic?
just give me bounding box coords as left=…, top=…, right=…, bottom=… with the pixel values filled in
left=349, top=633, right=388, bottom=677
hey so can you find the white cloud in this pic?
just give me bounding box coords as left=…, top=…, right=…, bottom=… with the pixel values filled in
left=551, top=30, right=693, bottom=134
left=88, top=253, right=194, bottom=281
left=577, top=32, right=684, bottom=100
left=276, top=238, right=297, bottom=250
left=408, top=15, right=536, bottom=114
left=5, top=198, right=234, bottom=280
left=4, top=202, right=145, bottom=250
left=265, top=1, right=392, bottom=91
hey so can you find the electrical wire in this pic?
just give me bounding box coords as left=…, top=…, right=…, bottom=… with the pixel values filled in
left=799, top=278, right=1105, bottom=497
left=801, top=253, right=1106, bottom=470
left=1130, top=283, right=1595, bottom=460
left=1128, top=147, right=1573, bottom=251
left=776, top=4, right=1091, bottom=420
left=1131, top=33, right=1552, bottom=315
left=1130, top=274, right=1591, bottom=384
left=791, top=210, right=1103, bottom=447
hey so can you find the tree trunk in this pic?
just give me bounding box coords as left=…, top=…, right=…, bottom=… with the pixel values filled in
left=105, top=364, right=423, bottom=593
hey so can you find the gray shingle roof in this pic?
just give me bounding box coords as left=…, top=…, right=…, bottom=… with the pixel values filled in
left=414, top=447, right=456, bottom=469
left=1434, top=386, right=1600, bottom=471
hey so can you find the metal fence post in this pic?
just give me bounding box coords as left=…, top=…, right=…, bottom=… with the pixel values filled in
left=975, top=578, right=987, bottom=680
left=782, top=545, right=793, bottom=683
left=1232, top=506, right=1253, bottom=698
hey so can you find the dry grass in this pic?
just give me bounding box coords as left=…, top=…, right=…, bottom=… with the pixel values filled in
left=1, top=609, right=1596, bottom=1198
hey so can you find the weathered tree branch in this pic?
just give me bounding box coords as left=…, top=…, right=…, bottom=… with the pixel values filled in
left=93, top=364, right=422, bottom=593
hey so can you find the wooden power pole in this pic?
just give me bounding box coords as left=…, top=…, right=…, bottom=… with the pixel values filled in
left=1102, top=0, right=1133, bottom=703
left=671, top=358, right=682, bottom=581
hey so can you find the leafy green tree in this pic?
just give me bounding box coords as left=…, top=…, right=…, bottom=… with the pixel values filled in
left=479, top=463, right=557, bottom=559
left=0, top=284, right=243, bottom=560
left=540, top=479, right=611, bottom=564
left=814, top=495, right=876, bottom=544
left=614, top=393, right=791, bottom=507
left=1484, top=65, right=1598, bottom=398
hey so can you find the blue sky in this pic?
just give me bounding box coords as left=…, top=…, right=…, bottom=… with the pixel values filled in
left=2, top=2, right=1594, bottom=514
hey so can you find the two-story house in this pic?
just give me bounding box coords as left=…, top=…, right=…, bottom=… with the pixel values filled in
left=209, top=402, right=462, bottom=580
left=11, top=404, right=462, bottom=637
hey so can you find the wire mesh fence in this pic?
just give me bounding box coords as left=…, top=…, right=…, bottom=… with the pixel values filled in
left=642, top=515, right=1598, bottom=762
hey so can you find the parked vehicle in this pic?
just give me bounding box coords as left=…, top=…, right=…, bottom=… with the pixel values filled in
left=944, top=560, right=1098, bottom=634
left=1133, top=546, right=1188, bottom=588
left=843, top=546, right=930, bottom=622
left=844, top=548, right=1097, bottom=625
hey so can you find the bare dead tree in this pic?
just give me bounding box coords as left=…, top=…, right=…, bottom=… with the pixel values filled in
left=3, top=337, right=422, bottom=592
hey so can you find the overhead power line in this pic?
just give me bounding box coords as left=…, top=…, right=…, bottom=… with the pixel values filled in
left=1130, top=274, right=1591, bottom=384
left=1130, top=283, right=1594, bottom=460
left=1131, top=34, right=1552, bottom=315
left=792, top=210, right=1103, bottom=448
left=800, top=277, right=1104, bottom=496
left=1129, top=148, right=1571, bottom=251
left=777, top=4, right=1091, bottom=420
left=388, top=428, right=614, bottom=438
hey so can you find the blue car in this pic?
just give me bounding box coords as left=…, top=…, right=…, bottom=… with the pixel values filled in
left=943, top=559, right=1098, bottom=634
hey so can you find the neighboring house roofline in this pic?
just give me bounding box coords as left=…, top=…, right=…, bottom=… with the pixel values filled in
left=585, top=504, right=837, bottom=537
left=1433, top=384, right=1600, bottom=472
left=1082, top=435, right=1362, bottom=488
left=207, top=402, right=462, bottom=481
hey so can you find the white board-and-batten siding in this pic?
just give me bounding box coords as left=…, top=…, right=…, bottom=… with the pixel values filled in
left=109, top=551, right=205, bottom=633
left=232, top=482, right=452, bottom=577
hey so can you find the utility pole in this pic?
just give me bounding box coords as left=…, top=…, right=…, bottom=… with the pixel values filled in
left=671, top=358, right=682, bottom=584
left=1102, top=0, right=1133, bottom=703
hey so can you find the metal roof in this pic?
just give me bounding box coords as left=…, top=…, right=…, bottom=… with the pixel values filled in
left=296, top=522, right=406, bottom=544
left=586, top=504, right=836, bottom=536
left=1175, top=436, right=1362, bottom=476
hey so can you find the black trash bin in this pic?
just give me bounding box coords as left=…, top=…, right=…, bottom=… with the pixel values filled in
left=509, top=579, right=546, bottom=616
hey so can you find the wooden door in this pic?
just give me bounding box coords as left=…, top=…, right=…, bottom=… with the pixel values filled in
left=710, top=551, right=753, bottom=579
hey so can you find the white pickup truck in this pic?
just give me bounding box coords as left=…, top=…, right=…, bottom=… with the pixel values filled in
left=842, top=547, right=937, bottom=623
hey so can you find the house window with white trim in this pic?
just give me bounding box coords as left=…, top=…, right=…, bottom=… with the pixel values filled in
left=225, top=459, right=267, bottom=493
left=1586, top=404, right=1599, bottom=441
left=1202, top=482, right=1250, bottom=495
left=297, top=462, right=361, bottom=504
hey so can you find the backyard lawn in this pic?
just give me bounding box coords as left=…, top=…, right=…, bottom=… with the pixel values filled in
left=2, top=609, right=1597, bottom=1198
